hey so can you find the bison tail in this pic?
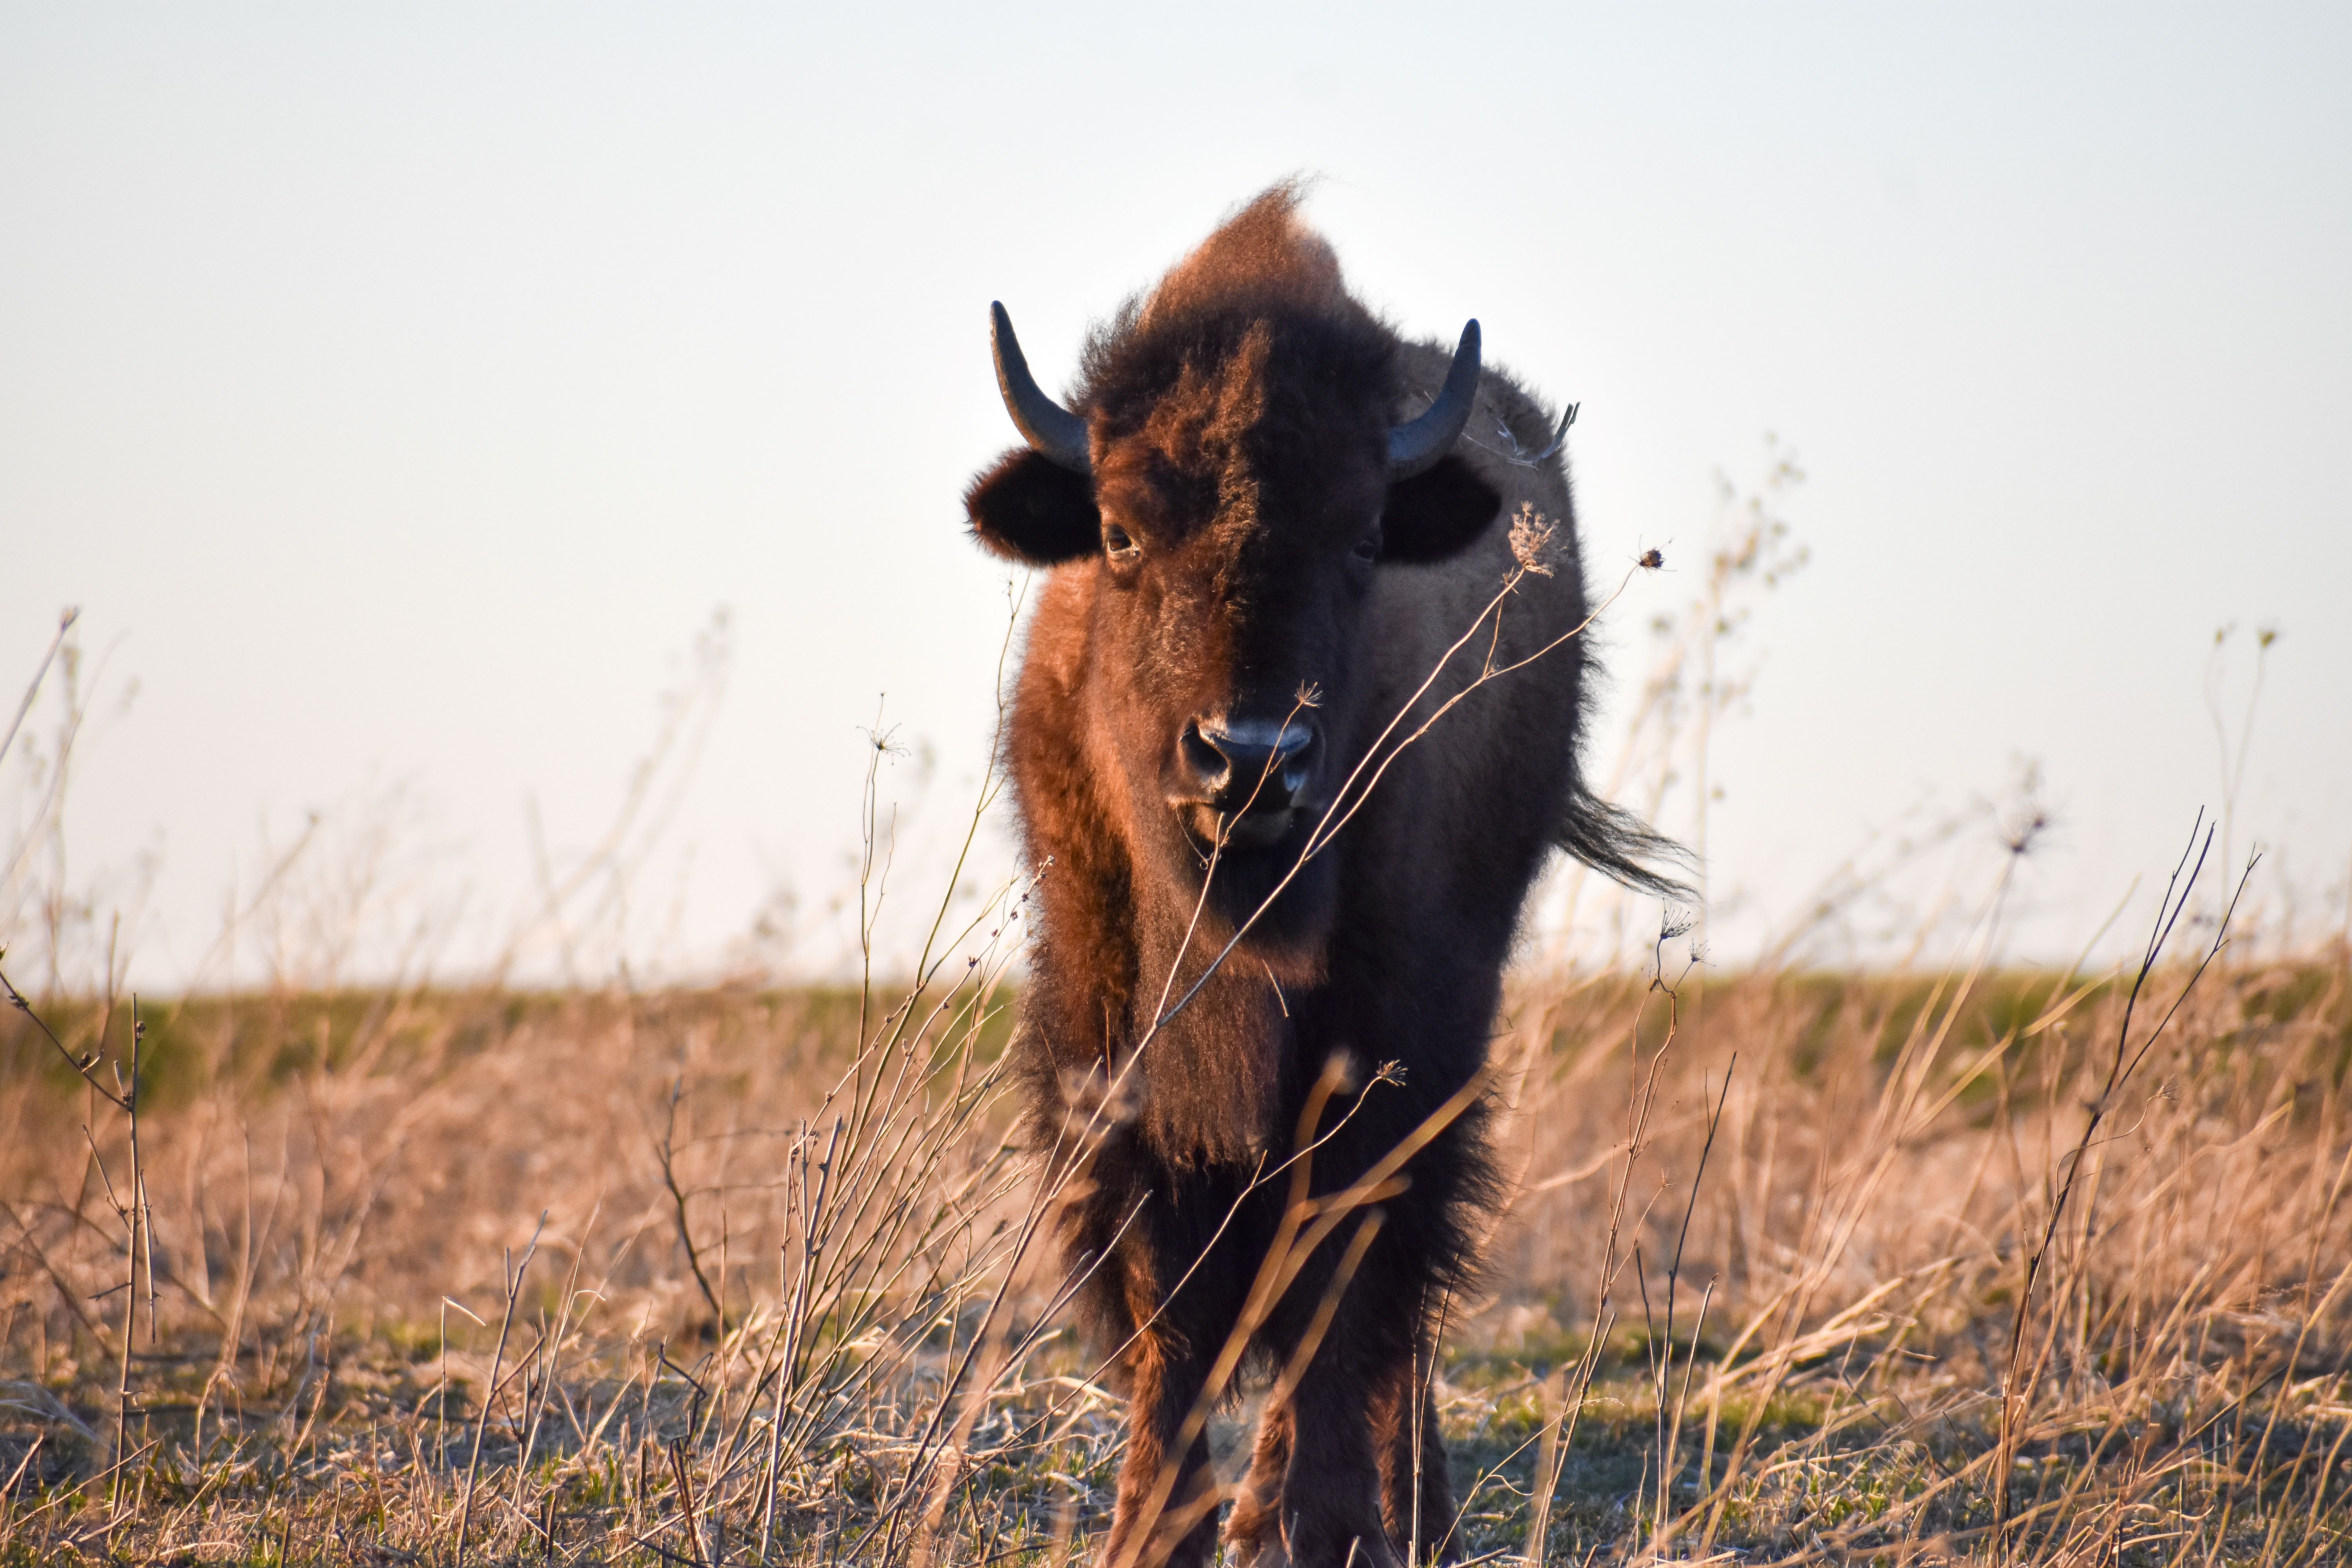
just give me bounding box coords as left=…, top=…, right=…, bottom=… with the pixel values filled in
left=1553, top=784, right=1698, bottom=906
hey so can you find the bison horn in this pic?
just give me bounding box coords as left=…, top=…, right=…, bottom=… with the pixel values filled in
left=1388, top=320, right=1482, bottom=479
left=990, top=302, right=1092, bottom=474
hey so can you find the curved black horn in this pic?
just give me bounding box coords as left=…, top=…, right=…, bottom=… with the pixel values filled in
left=990, top=302, right=1091, bottom=474
left=1387, top=320, right=1482, bottom=479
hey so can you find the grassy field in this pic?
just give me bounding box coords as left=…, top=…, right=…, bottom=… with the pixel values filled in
left=3, top=907, right=2348, bottom=1564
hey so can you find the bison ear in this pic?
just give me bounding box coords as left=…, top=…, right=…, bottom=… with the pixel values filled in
left=1381, top=454, right=1503, bottom=564
left=965, top=449, right=1101, bottom=564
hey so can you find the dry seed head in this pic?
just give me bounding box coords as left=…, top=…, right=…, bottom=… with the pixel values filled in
left=2003, top=809, right=2053, bottom=858
left=1507, top=504, right=1559, bottom=577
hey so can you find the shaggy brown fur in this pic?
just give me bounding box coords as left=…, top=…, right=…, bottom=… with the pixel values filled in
left=964, top=186, right=1678, bottom=1568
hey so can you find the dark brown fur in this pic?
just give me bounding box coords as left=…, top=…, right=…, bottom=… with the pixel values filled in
left=964, top=187, right=1679, bottom=1568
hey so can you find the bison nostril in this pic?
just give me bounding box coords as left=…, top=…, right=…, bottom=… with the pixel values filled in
left=1180, top=722, right=1230, bottom=791
left=1280, top=746, right=1315, bottom=796
left=1182, top=718, right=1318, bottom=807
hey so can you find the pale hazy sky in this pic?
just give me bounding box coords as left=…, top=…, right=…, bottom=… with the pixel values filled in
left=4, top=4, right=2347, bottom=987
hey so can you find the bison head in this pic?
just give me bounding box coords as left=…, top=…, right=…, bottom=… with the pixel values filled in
left=964, top=194, right=1503, bottom=959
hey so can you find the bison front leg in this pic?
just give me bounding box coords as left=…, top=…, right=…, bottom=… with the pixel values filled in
left=1099, top=1340, right=1223, bottom=1568
left=1245, top=1358, right=1403, bottom=1568
left=1241, top=1352, right=1451, bottom=1566
left=1222, top=1398, right=1292, bottom=1564
left=1371, top=1352, right=1455, bottom=1565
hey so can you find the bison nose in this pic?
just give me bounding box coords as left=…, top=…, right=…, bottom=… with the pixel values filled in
left=1180, top=717, right=1319, bottom=809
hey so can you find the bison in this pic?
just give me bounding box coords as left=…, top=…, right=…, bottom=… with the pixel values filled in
left=963, top=185, right=1678, bottom=1568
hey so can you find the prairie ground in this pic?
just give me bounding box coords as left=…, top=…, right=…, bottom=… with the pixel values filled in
left=3, top=918, right=2348, bottom=1566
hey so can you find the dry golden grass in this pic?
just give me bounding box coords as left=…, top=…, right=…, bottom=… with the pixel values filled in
left=1, top=919, right=2346, bottom=1564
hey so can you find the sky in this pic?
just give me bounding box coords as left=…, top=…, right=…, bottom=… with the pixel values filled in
left=3, top=3, right=2347, bottom=989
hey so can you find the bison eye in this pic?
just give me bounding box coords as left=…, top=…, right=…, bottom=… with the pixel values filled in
left=1352, top=528, right=1381, bottom=565
left=1103, top=524, right=1139, bottom=561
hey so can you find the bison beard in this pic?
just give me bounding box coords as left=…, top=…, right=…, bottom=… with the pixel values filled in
left=962, top=185, right=1680, bottom=1568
